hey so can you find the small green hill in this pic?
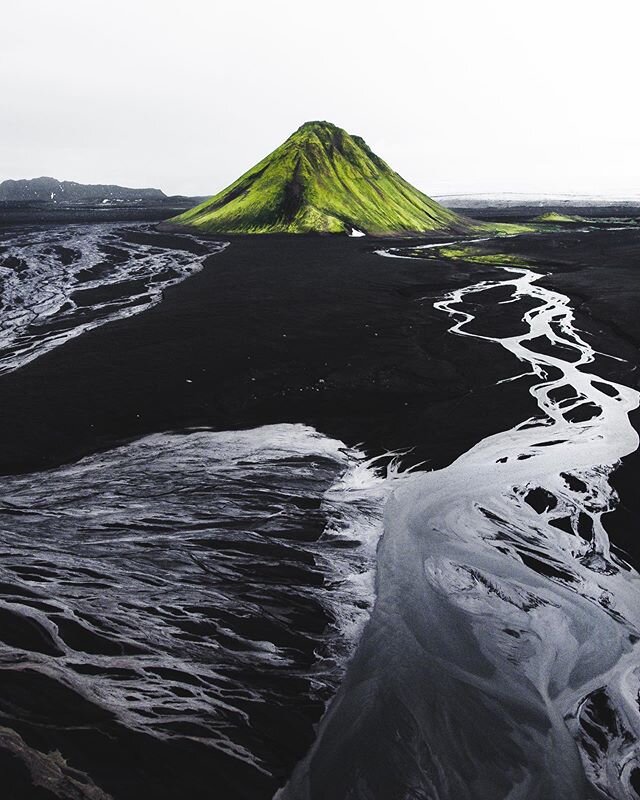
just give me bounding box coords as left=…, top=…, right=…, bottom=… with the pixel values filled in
left=533, top=211, right=586, bottom=223
left=168, top=121, right=475, bottom=236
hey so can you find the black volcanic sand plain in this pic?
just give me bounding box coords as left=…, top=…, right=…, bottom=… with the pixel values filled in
left=0, top=201, right=198, bottom=227
left=0, top=233, right=544, bottom=475
left=1, top=225, right=640, bottom=559
left=0, top=221, right=640, bottom=798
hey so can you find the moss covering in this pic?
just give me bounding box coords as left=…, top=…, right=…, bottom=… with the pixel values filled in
left=170, top=121, right=479, bottom=236
left=533, top=211, right=586, bottom=223
left=395, top=241, right=534, bottom=267
left=435, top=245, right=530, bottom=266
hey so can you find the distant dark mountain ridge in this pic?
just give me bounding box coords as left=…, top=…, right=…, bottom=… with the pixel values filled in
left=0, top=177, right=167, bottom=204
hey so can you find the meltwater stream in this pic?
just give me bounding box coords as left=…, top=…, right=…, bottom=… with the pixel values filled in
left=0, top=423, right=407, bottom=797
left=0, top=223, right=226, bottom=373
left=1, top=225, right=639, bottom=798
left=279, top=254, right=640, bottom=798
left=0, top=226, right=406, bottom=796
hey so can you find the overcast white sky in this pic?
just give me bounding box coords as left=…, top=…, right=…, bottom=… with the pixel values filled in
left=3, top=0, right=639, bottom=198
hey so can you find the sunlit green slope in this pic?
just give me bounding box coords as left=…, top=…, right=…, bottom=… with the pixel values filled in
left=169, top=121, right=476, bottom=235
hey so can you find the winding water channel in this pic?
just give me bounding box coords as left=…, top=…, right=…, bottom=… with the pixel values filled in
left=279, top=249, right=640, bottom=799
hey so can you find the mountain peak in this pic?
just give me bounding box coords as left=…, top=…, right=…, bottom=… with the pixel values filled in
left=296, top=120, right=339, bottom=133
left=169, top=123, right=473, bottom=236
left=290, top=120, right=353, bottom=151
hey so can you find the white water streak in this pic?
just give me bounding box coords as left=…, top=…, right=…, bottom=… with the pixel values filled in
left=0, top=223, right=227, bottom=374
left=279, top=253, right=640, bottom=799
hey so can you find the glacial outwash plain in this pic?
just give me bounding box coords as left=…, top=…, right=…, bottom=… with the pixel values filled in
left=0, top=122, right=640, bottom=799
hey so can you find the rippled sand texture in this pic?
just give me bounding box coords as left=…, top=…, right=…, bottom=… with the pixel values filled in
left=279, top=256, right=640, bottom=799
left=0, top=223, right=226, bottom=373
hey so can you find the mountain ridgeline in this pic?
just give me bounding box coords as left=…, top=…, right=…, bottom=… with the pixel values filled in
left=169, top=121, right=475, bottom=236
left=0, top=177, right=168, bottom=204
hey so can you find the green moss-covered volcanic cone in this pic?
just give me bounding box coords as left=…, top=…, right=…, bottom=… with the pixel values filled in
left=168, top=121, right=475, bottom=236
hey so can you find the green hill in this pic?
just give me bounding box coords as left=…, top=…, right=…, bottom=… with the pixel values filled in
left=533, top=211, right=587, bottom=223
left=168, top=121, right=476, bottom=236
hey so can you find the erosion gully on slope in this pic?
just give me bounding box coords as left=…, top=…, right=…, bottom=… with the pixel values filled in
left=278, top=243, right=640, bottom=800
